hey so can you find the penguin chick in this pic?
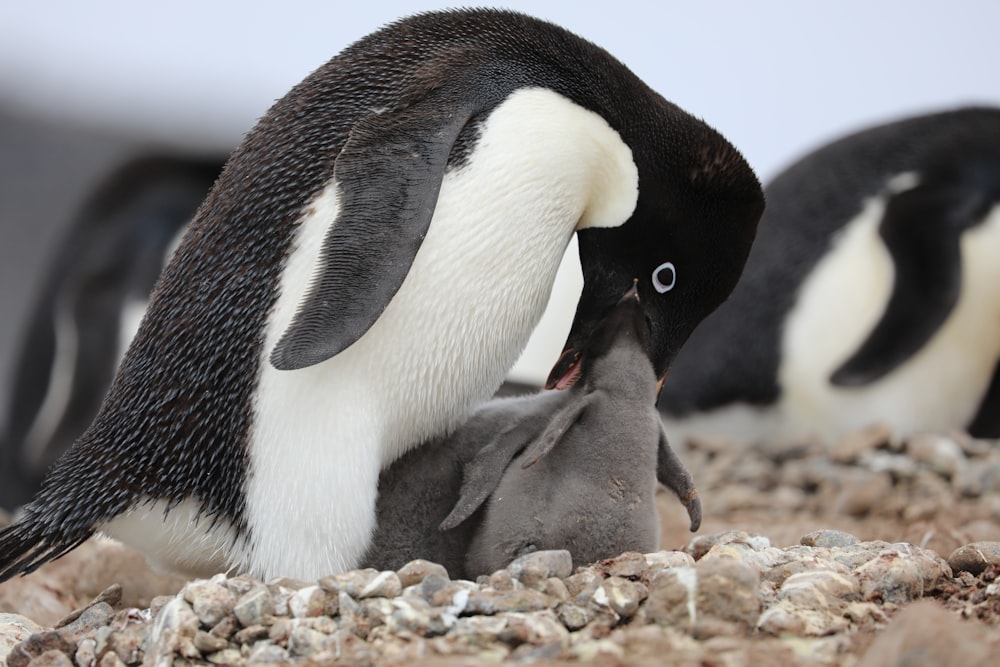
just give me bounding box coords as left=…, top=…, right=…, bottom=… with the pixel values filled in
left=0, top=9, right=759, bottom=582
left=661, top=107, right=1000, bottom=444
left=436, top=286, right=700, bottom=577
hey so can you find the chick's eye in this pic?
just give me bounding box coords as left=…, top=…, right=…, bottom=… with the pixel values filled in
left=652, top=262, right=676, bottom=293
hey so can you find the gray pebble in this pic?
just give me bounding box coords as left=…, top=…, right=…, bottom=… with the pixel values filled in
left=194, top=629, right=230, bottom=653
left=396, top=559, right=449, bottom=588
left=182, top=580, right=236, bottom=628
left=233, top=586, right=274, bottom=627
left=592, top=576, right=647, bottom=618
left=856, top=546, right=952, bottom=606
left=830, top=423, right=892, bottom=463
left=600, top=551, right=647, bottom=578
left=507, top=550, right=573, bottom=589
left=801, top=529, right=861, bottom=548
left=25, top=650, right=73, bottom=667
left=906, top=433, right=967, bottom=479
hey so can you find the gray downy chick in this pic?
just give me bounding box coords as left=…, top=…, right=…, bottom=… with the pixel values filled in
left=362, top=390, right=565, bottom=577
left=364, top=285, right=700, bottom=577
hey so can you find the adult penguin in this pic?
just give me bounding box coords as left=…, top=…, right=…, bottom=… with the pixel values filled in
left=0, top=9, right=763, bottom=581
left=0, top=155, right=222, bottom=511
left=661, top=106, right=1000, bottom=444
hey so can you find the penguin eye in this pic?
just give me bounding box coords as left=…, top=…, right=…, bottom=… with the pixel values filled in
left=652, top=262, right=676, bottom=293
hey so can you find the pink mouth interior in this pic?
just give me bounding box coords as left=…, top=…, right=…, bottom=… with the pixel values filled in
left=552, top=357, right=583, bottom=390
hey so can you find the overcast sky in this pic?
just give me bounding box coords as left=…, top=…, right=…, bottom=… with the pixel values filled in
left=2, top=1, right=998, bottom=180
left=1, top=0, right=997, bottom=382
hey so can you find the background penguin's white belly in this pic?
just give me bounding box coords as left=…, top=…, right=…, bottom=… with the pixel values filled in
left=778, top=200, right=1000, bottom=442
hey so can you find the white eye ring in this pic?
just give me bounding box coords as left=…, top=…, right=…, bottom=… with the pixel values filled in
left=652, top=262, right=677, bottom=293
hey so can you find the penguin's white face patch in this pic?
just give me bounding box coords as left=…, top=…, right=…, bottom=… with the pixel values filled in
left=469, top=87, right=639, bottom=231
left=652, top=261, right=677, bottom=293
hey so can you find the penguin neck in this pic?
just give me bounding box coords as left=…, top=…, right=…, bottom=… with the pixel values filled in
left=241, top=87, right=639, bottom=580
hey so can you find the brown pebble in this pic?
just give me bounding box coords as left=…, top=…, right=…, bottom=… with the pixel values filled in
left=830, top=423, right=892, bottom=463
left=26, top=650, right=73, bottom=667
left=947, top=542, right=1000, bottom=575
left=854, top=599, right=994, bottom=667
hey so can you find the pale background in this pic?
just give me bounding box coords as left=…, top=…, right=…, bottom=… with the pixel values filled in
left=1, top=0, right=998, bottom=412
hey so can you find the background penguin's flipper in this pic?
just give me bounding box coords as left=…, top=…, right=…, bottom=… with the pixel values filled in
left=968, top=360, right=1000, bottom=438
left=270, top=95, right=482, bottom=370
left=830, top=182, right=990, bottom=387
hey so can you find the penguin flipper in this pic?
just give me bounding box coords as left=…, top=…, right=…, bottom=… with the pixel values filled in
left=831, top=182, right=988, bottom=386
left=270, top=95, right=483, bottom=370
left=439, top=423, right=533, bottom=532
left=656, top=426, right=701, bottom=532
left=519, top=392, right=593, bottom=469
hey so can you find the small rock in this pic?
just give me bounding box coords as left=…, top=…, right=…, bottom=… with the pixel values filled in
left=233, top=623, right=269, bottom=645
left=642, top=550, right=695, bottom=577
left=557, top=603, right=590, bottom=630
left=318, top=568, right=384, bottom=599
left=779, top=569, right=858, bottom=609
left=26, top=650, right=73, bottom=667
left=465, top=587, right=553, bottom=615
left=232, top=586, right=274, bottom=627
left=507, top=550, right=573, bottom=589
left=757, top=599, right=850, bottom=636
left=686, top=530, right=771, bottom=561
left=386, top=598, right=450, bottom=636
left=906, top=433, right=967, bottom=479
left=592, top=576, right=647, bottom=618
left=288, top=625, right=333, bottom=658
left=860, top=451, right=919, bottom=480
left=206, top=647, right=246, bottom=665
left=182, top=580, right=236, bottom=627
left=542, top=577, right=569, bottom=602
left=0, top=614, right=45, bottom=664
left=74, top=639, right=96, bottom=667
left=359, top=570, right=402, bottom=598
left=396, top=559, right=449, bottom=588
left=246, top=643, right=290, bottom=664
left=194, top=629, right=230, bottom=653
left=599, top=551, right=647, bottom=579
left=694, top=558, right=764, bottom=629
left=855, top=599, right=993, bottom=667
left=105, top=623, right=146, bottom=664
left=833, top=469, right=893, bottom=517
left=801, top=530, right=860, bottom=549
left=947, top=542, right=1000, bottom=575
left=564, top=569, right=603, bottom=605
left=856, top=546, right=952, bottom=606
left=486, top=568, right=517, bottom=591
left=831, top=423, right=892, bottom=463
left=97, top=652, right=126, bottom=667
left=6, top=630, right=75, bottom=667
left=288, top=585, right=326, bottom=618
left=147, top=597, right=201, bottom=662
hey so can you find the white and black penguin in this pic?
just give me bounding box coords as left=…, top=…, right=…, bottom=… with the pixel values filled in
left=661, top=107, right=1000, bottom=444
left=0, top=9, right=763, bottom=582
left=0, top=155, right=222, bottom=510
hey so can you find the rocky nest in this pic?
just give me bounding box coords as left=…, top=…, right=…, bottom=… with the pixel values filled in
left=2, top=425, right=1000, bottom=666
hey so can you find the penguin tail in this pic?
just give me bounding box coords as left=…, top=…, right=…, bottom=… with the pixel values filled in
left=0, top=517, right=92, bottom=582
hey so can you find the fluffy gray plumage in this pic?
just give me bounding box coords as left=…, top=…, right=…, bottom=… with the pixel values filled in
left=363, top=288, right=700, bottom=578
